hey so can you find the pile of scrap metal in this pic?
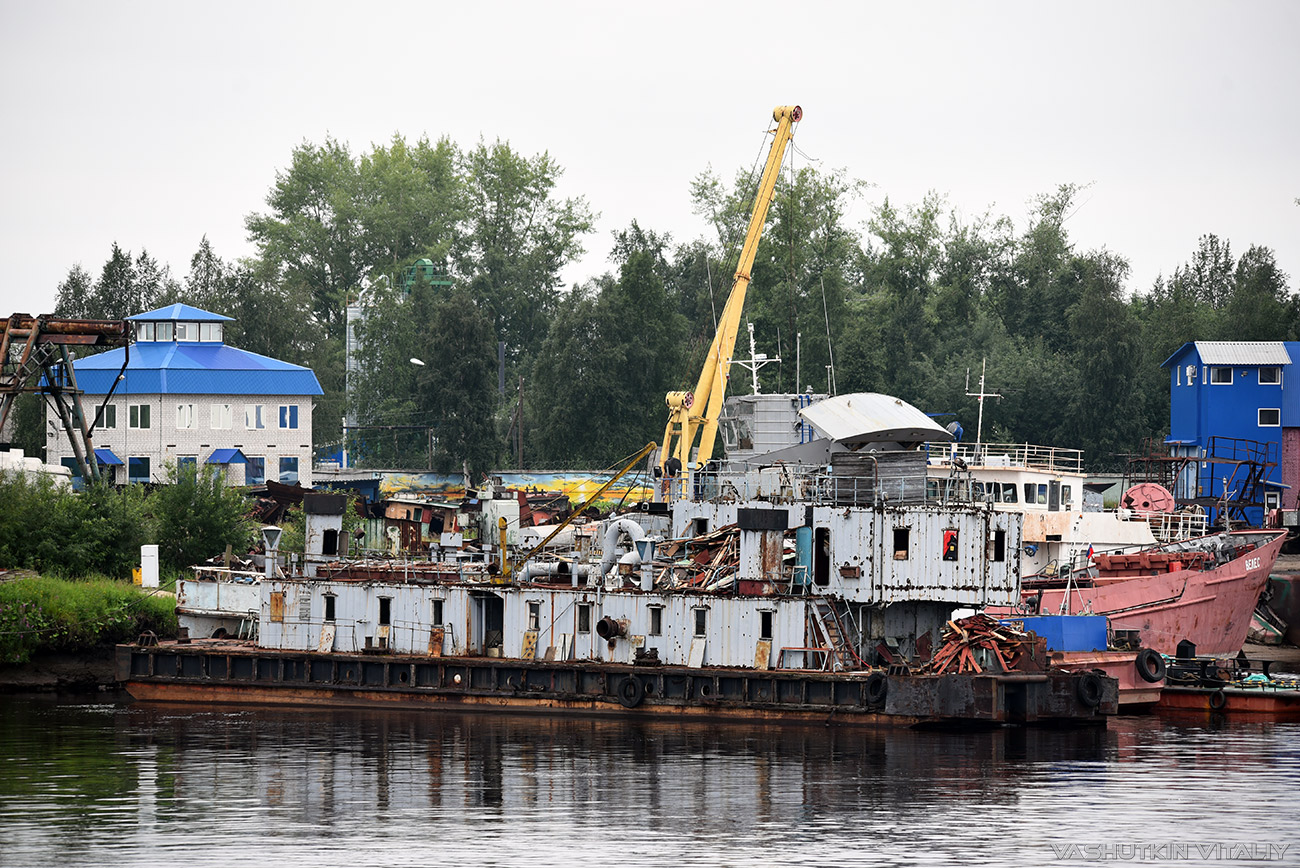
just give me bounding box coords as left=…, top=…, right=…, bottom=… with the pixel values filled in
left=922, top=613, right=1048, bottom=674
left=655, top=524, right=741, bottom=591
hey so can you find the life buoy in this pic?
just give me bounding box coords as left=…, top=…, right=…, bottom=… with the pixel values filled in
left=865, top=673, right=889, bottom=707
left=1209, top=689, right=1228, bottom=711
left=617, top=676, right=645, bottom=709
left=1134, top=649, right=1167, bottom=684
left=1077, top=672, right=1105, bottom=708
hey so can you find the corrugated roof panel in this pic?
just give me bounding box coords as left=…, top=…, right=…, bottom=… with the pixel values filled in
left=69, top=343, right=323, bottom=396
left=1194, top=342, right=1291, bottom=365
left=127, top=304, right=233, bottom=322
left=799, top=393, right=952, bottom=446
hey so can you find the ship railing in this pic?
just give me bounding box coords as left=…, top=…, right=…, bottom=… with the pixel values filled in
left=924, top=441, right=1085, bottom=474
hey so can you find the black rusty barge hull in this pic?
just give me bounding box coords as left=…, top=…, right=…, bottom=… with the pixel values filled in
left=115, top=642, right=1116, bottom=727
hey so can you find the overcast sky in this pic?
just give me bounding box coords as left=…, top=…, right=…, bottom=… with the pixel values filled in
left=2, top=1, right=1296, bottom=322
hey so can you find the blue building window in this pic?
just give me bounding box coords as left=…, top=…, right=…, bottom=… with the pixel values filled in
left=1209, top=367, right=1232, bottom=385
left=279, top=457, right=299, bottom=484
left=128, top=457, right=150, bottom=484
left=245, top=457, right=265, bottom=485
left=279, top=405, right=299, bottom=429
left=1260, top=408, right=1281, bottom=427
left=178, top=456, right=197, bottom=472
left=1261, top=367, right=1282, bottom=385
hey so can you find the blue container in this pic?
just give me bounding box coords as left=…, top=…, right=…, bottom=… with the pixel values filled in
left=1009, top=615, right=1108, bottom=652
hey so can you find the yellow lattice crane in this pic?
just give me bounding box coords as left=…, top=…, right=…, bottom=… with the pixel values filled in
left=659, top=105, right=802, bottom=496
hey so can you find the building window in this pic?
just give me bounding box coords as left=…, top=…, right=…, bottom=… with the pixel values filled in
left=1260, top=408, right=1281, bottom=427
left=577, top=603, right=592, bottom=633
left=129, top=404, right=151, bottom=429
left=128, top=457, right=150, bottom=483
left=175, top=322, right=195, bottom=341
left=245, top=405, right=266, bottom=429
left=279, top=457, right=299, bottom=484
left=211, top=404, right=232, bottom=429
left=200, top=322, right=223, bottom=342
left=693, top=607, right=708, bottom=638
left=178, top=456, right=197, bottom=471
left=893, top=527, right=910, bottom=560
left=1209, top=367, right=1232, bottom=385
left=279, top=405, right=299, bottom=429
left=378, top=597, right=391, bottom=627
left=137, top=322, right=155, bottom=342
left=98, top=405, right=116, bottom=430
left=527, top=601, right=541, bottom=631
left=323, top=594, right=336, bottom=623
left=156, top=322, right=174, bottom=342
left=176, top=403, right=196, bottom=429
left=431, top=599, right=444, bottom=626
left=60, top=457, right=81, bottom=479
left=1260, top=367, right=1282, bottom=385
left=759, top=610, right=773, bottom=641
left=648, top=606, right=663, bottom=636
left=245, top=456, right=265, bottom=485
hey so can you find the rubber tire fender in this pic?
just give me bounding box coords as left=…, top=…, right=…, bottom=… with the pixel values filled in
left=1076, top=672, right=1105, bottom=708
left=1209, top=689, right=1228, bottom=711
left=1134, top=648, right=1167, bottom=684
left=864, top=672, right=889, bottom=707
left=617, top=676, right=645, bottom=709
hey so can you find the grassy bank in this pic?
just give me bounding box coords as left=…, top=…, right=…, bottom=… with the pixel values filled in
left=0, top=576, right=176, bottom=664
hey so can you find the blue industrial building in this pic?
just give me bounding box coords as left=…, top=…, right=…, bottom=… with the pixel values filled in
left=1161, top=341, right=1295, bottom=525
left=48, top=303, right=323, bottom=487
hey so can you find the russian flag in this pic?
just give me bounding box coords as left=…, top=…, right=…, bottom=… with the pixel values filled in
left=1086, top=543, right=1096, bottom=559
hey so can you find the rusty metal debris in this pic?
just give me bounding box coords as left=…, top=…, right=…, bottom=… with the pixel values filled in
left=922, top=613, right=1046, bottom=674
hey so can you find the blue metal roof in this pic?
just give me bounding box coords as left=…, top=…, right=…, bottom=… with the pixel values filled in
left=127, top=304, right=233, bottom=322
left=207, top=448, right=247, bottom=465
left=71, top=342, right=323, bottom=396
left=94, top=448, right=123, bottom=465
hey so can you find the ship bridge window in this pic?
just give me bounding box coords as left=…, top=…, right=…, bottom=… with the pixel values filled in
left=528, top=601, right=541, bottom=631
left=1062, top=485, right=1072, bottom=507
left=693, top=607, right=708, bottom=638
left=649, top=606, right=663, bottom=636
left=577, top=603, right=592, bottom=634
left=1024, top=483, right=1047, bottom=505
left=760, top=610, right=773, bottom=641
left=323, top=594, right=336, bottom=623
left=431, top=599, right=444, bottom=626
left=1000, top=484, right=1017, bottom=503
left=379, top=597, right=391, bottom=627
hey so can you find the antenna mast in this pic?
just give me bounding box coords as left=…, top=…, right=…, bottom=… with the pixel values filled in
left=965, top=358, right=1002, bottom=446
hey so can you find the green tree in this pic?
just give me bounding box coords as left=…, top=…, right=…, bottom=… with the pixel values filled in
left=457, top=140, right=594, bottom=367
left=150, top=463, right=256, bottom=571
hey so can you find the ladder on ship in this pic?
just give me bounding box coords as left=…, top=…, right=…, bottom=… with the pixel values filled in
left=807, top=598, right=861, bottom=672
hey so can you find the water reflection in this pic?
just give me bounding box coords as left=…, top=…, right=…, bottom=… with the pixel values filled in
left=1, top=698, right=1297, bottom=867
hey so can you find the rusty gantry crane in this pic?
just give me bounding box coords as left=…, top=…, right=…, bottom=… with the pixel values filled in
left=0, top=313, right=129, bottom=482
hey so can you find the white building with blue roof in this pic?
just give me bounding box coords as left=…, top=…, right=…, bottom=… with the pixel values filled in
left=46, top=303, right=324, bottom=487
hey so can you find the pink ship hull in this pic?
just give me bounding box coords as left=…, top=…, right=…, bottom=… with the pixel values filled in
left=1029, top=530, right=1286, bottom=657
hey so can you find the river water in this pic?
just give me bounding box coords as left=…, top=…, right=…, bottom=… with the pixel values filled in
left=1, top=696, right=1297, bottom=867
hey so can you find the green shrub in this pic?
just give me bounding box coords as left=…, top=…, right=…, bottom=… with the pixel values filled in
left=151, top=462, right=256, bottom=571
left=0, top=576, right=176, bottom=664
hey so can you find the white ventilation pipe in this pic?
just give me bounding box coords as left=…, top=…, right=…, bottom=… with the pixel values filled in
left=598, top=518, right=646, bottom=578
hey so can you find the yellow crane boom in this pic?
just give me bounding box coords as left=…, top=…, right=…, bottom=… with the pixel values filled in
left=661, top=105, right=802, bottom=485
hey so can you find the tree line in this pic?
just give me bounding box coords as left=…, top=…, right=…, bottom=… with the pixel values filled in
left=27, top=134, right=1297, bottom=475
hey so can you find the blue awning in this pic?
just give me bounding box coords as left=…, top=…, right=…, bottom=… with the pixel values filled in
left=94, top=448, right=123, bottom=466
left=206, top=448, right=247, bottom=465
